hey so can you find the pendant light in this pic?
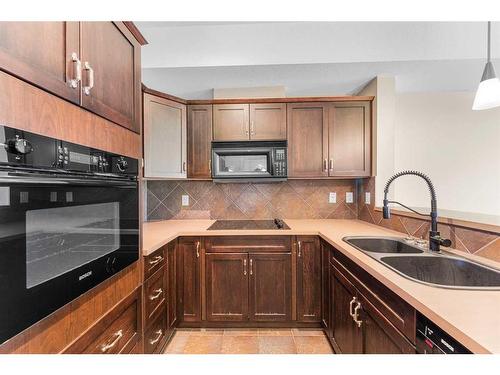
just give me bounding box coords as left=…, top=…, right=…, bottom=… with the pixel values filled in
left=472, top=22, right=500, bottom=110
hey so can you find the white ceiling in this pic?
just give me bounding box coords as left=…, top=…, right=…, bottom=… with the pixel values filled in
left=136, top=21, right=500, bottom=99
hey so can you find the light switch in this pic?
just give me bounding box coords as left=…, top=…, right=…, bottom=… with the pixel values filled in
left=365, top=192, right=371, bottom=204
left=346, top=192, right=354, bottom=204
left=181, top=195, right=190, bottom=206
left=329, top=192, right=337, bottom=204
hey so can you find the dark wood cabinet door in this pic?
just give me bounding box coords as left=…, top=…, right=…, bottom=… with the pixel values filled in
left=166, top=241, right=177, bottom=330
left=328, top=102, right=371, bottom=177
left=296, top=236, right=322, bottom=322
left=332, top=265, right=362, bottom=354
left=80, top=22, right=141, bottom=133
left=360, top=295, right=416, bottom=354
left=179, top=237, right=201, bottom=322
left=321, top=241, right=331, bottom=329
left=213, top=104, right=250, bottom=141
left=206, top=253, right=249, bottom=321
left=287, top=103, right=329, bottom=177
left=0, top=22, right=80, bottom=104
left=187, top=104, right=212, bottom=178
left=249, top=253, right=292, bottom=322
left=249, top=103, right=286, bottom=140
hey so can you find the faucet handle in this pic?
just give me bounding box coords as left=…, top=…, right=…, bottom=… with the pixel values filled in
left=430, top=235, right=451, bottom=248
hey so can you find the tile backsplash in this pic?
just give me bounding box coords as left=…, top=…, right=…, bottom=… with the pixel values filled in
left=146, top=179, right=358, bottom=221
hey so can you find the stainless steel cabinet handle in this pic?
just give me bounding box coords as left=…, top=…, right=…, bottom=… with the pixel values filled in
left=83, top=61, right=94, bottom=95
left=100, top=329, right=123, bottom=353
left=349, top=296, right=357, bottom=317
left=196, top=241, right=200, bottom=258
left=149, top=329, right=163, bottom=345
left=149, top=288, right=163, bottom=300
left=149, top=255, right=163, bottom=266
left=353, top=301, right=362, bottom=328
left=249, top=259, right=253, bottom=275
left=329, top=159, right=333, bottom=171
left=323, top=159, right=328, bottom=172
left=243, top=259, right=247, bottom=276
left=70, top=52, right=81, bottom=89
left=297, top=241, right=302, bottom=257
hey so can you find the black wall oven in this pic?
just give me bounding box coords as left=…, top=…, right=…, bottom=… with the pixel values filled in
left=211, top=141, right=287, bottom=182
left=0, top=125, right=139, bottom=345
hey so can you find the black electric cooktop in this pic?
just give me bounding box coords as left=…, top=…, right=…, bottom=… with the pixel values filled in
left=207, top=219, right=290, bottom=230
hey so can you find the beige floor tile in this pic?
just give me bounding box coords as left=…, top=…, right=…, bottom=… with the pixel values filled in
left=221, top=336, right=260, bottom=354
left=294, top=336, right=334, bottom=354
left=258, top=336, right=297, bottom=354
left=223, top=329, right=260, bottom=336
left=258, top=329, right=292, bottom=336
left=182, top=335, right=223, bottom=354
left=164, top=334, right=189, bottom=354
left=291, top=329, right=326, bottom=337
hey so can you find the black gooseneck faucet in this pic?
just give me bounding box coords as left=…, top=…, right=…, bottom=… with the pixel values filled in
left=382, top=170, right=451, bottom=252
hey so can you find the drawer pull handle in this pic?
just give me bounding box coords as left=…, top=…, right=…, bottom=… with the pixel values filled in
left=149, top=288, right=163, bottom=300
left=349, top=296, right=357, bottom=317
left=353, top=301, right=363, bottom=328
left=100, top=329, right=123, bottom=353
left=149, top=255, right=163, bottom=266
left=149, top=329, right=163, bottom=345
left=196, top=241, right=200, bottom=258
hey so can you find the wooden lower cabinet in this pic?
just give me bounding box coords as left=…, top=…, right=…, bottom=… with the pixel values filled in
left=249, top=253, right=292, bottom=322
left=321, top=241, right=331, bottom=330
left=206, top=253, right=249, bottom=321
left=64, top=288, right=141, bottom=354
left=144, top=306, right=167, bottom=354
left=179, top=237, right=202, bottom=322
left=296, top=236, right=321, bottom=322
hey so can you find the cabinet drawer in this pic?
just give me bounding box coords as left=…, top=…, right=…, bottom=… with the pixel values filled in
left=205, top=236, right=291, bottom=253
left=144, top=246, right=166, bottom=279
left=144, top=307, right=167, bottom=354
left=144, top=266, right=166, bottom=322
left=332, top=249, right=416, bottom=343
left=64, top=289, right=140, bottom=354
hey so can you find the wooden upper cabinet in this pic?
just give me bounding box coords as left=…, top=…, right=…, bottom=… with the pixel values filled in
left=206, top=253, right=249, bottom=322
left=143, top=93, right=187, bottom=178
left=249, top=103, right=286, bottom=140
left=287, top=103, right=329, bottom=177
left=328, top=102, right=371, bottom=177
left=0, top=22, right=80, bottom=104
left=80, top=22, right=141, bottom=133
left=296, top=236, right=322, bottom=322
left=213, top=104, right=250, bottom=141
left=187, top=105, right=212, bottom=178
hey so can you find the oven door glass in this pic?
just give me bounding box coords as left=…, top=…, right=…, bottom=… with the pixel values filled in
left=214, top=149, right=272, bottom=178
left=0, top=175, right=138, bottom=344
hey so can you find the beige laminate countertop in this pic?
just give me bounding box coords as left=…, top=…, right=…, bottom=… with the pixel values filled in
left=142, top=219, right=500, bottom=354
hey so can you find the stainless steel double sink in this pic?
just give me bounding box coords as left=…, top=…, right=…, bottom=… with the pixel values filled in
left=343, top=236, right=500, bottom=290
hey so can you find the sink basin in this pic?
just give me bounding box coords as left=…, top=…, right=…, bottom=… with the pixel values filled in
left=381, top=256, right=500, bottom=288
left=344, top=237, right=423, bottom=254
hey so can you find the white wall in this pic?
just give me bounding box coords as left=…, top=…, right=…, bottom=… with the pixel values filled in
left=374, top=86, right=500, bottom=224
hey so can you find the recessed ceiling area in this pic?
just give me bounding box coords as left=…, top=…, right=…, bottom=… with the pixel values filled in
left=137, top=21, right=500, bottom=99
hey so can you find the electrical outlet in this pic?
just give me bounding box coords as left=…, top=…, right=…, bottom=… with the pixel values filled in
left=346, top=192, right=354, bottom=204
left=329, top=192, right=337, bottom=204
left=365, top=192, right=371, bottom=204
left=181, top=195, right=190, bottom=206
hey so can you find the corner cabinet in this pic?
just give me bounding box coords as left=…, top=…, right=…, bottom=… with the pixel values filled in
left=143, top=93, right=187, bottom=178
left=287, top=101, right=371, bottom=178
left=0, top=22, right=143, bottom=133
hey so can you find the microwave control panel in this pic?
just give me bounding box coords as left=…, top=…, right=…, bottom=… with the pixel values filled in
left=273, top=148, right=287, bottom=177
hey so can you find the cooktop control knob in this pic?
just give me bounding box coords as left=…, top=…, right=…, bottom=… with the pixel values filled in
left=5, top=136, right=34, bottom=155
left=116, top=157, right=128, bottom=172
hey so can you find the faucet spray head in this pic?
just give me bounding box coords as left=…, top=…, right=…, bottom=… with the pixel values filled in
left=382, top=199, right=391, bottom=219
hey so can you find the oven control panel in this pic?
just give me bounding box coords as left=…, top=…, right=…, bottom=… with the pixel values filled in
left=272, top=147, right=287, bottom=177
